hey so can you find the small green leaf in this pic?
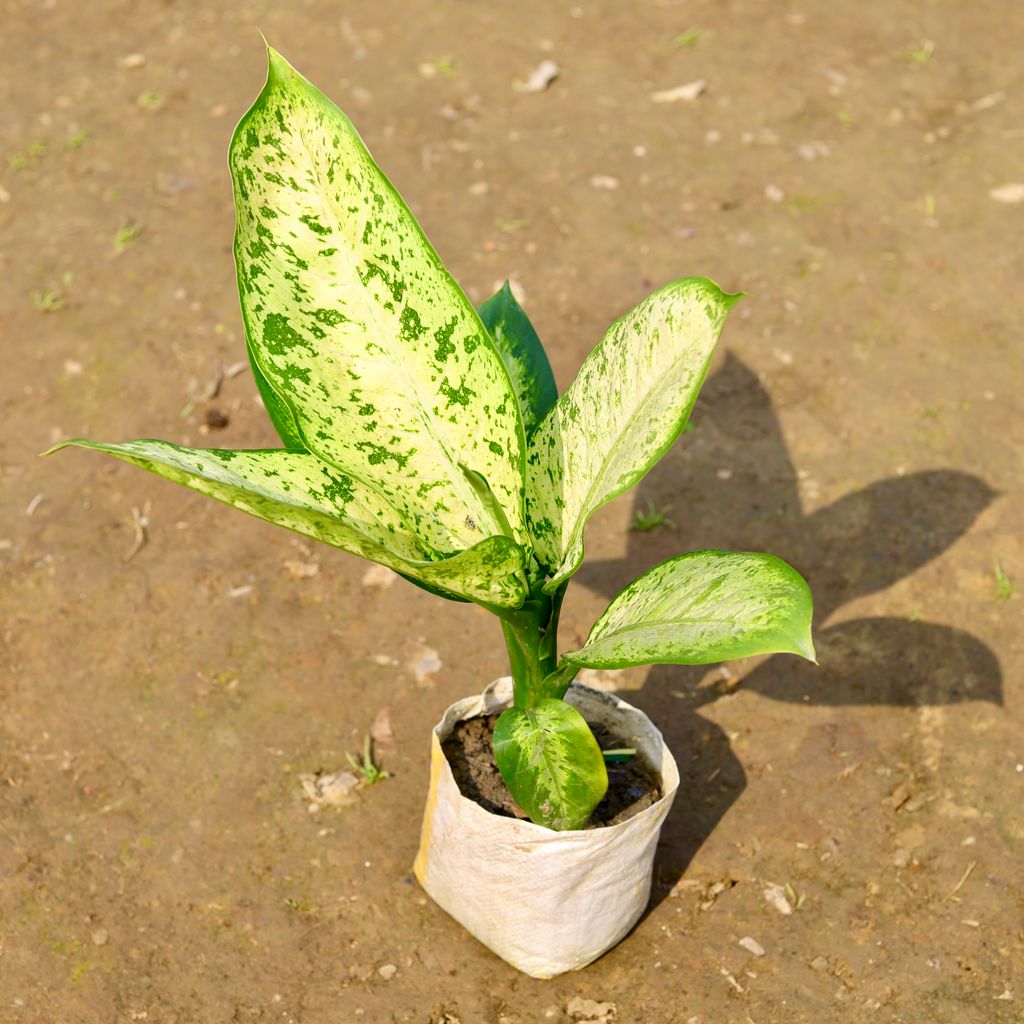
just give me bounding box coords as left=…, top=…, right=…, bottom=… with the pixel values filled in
left=230, top=47, right=527, bottom=557
left=526, top=277, right=739, bottom=589
left=477, top=282, right=557, bottom=436
left=493, top=699, right=608, bottom=831
left=564, top=550, right=815, bottom=668
left=49, top=438, right=527, bottom=607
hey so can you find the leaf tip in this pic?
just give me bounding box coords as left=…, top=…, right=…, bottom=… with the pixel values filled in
left=264, top=41, right=294, bottom=85
left=794, top=631, right=817, bottom=664
left=39, top=438, right=79, bottom=458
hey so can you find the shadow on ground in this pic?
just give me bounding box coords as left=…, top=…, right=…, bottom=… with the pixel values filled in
left=576, top=354, right=1002, bottom=911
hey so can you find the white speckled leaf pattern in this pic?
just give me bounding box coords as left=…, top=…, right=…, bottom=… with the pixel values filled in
left=54, top=439, right=527, bottom=608
left=564, top=550, right=816, bottom=668
left=526, top=278, right=738, bottom=590
left=493, top=698, right=608, bottom=831
left=230, top=49, right=526, bottom=556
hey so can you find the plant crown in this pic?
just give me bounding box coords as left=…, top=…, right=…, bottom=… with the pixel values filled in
left=53, top=48, right=815, bottom=830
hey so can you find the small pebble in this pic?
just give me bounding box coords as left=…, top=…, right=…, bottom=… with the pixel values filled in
left=411, top=644, right=442, bottom=686
left=964, top=91, right=1005, bottom=113
left=282, top=559, right=319, bottom=580
left=202, top=407, right=230, bottom=430
left=989, top=183, right=1024, bottom=204
left=589, top=174, right=620, bottom=190
left=651, top=79, right=707, bottom=103
left=516, top=59, right=559, bottom=93
left=377, top=963, right=398, bottom=980
left=119, top=53, right=146, bottom=69
left=91, top=927, right=109, bottom=946
left=566, top=996, right=617, bottom=1021
left=762, top=882, right=793, bottom=915
left=301, top=770, right=360, bottom=809
left=362, top=564, right=397, bottom=588
left=739, top=936, right=766, bottom=956
left=764, top=183, right=785, bottom=203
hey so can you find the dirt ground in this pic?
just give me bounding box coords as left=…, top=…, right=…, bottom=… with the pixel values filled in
left=2, top=1, right=1022, bottom=1021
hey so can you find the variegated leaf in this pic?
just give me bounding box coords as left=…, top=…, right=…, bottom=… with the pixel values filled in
left=564, top=550, right=815, bottom=668
left=230, top=48, right=526, bottom=557
left=251, top=355, right=305, bottom=450
left=477, top=282, right=557, bottom=436
left=493, top=698, right=608, bottom=831
left=51, top=439, right=527, bottom=608
left=526, top=277, right=739, bottom=590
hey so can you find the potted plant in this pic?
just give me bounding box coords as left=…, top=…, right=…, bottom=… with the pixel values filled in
left=49, top=47, right=815, bottom=978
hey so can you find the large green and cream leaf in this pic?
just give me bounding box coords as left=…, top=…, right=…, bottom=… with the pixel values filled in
left=526, top=278, right=738, bottom=590
left=230, top=48, right=526, bottom=557
left=564, top=550, right=815, bottom=668
left=493, top=699, right=608, bottom=831
left=50, top=439, right=527, bottom=608
left=477, top=282, right=557, bottom=436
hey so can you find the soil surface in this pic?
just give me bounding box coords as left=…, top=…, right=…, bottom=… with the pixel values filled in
left=442, top=715, right=661, bottom=827
left=2, top=2, right=1023, bottom=1023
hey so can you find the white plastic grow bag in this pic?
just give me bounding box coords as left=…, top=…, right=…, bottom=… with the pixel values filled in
left=414, top=677, right=680, bottom=978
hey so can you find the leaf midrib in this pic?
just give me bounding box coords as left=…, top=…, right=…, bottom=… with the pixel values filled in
left=590, top=616, right=751, bottom=644
left=521, top=708, right=572, bottom=823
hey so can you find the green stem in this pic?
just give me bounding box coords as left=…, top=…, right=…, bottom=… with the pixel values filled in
left=542, top=658, right=580, bottom=700
left=498, top=581, right=566, bottom=707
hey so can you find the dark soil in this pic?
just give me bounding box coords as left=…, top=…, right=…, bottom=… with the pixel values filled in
left=442, top=714, right=661, bottom=828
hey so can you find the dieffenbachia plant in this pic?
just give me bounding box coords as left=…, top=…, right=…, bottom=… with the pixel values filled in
left=50, top=47, right=815, bottom=831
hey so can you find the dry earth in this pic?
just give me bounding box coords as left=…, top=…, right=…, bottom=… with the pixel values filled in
left=1, top=1, right=1022, bottom=1022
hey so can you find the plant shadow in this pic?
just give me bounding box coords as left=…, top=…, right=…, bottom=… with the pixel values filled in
left=575, top=354, right=1001, bottom=913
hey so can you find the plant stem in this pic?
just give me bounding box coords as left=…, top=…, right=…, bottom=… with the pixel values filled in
left=541, top=658, right=579, bottom=700
left=498, top=581, right=566, bottom=707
